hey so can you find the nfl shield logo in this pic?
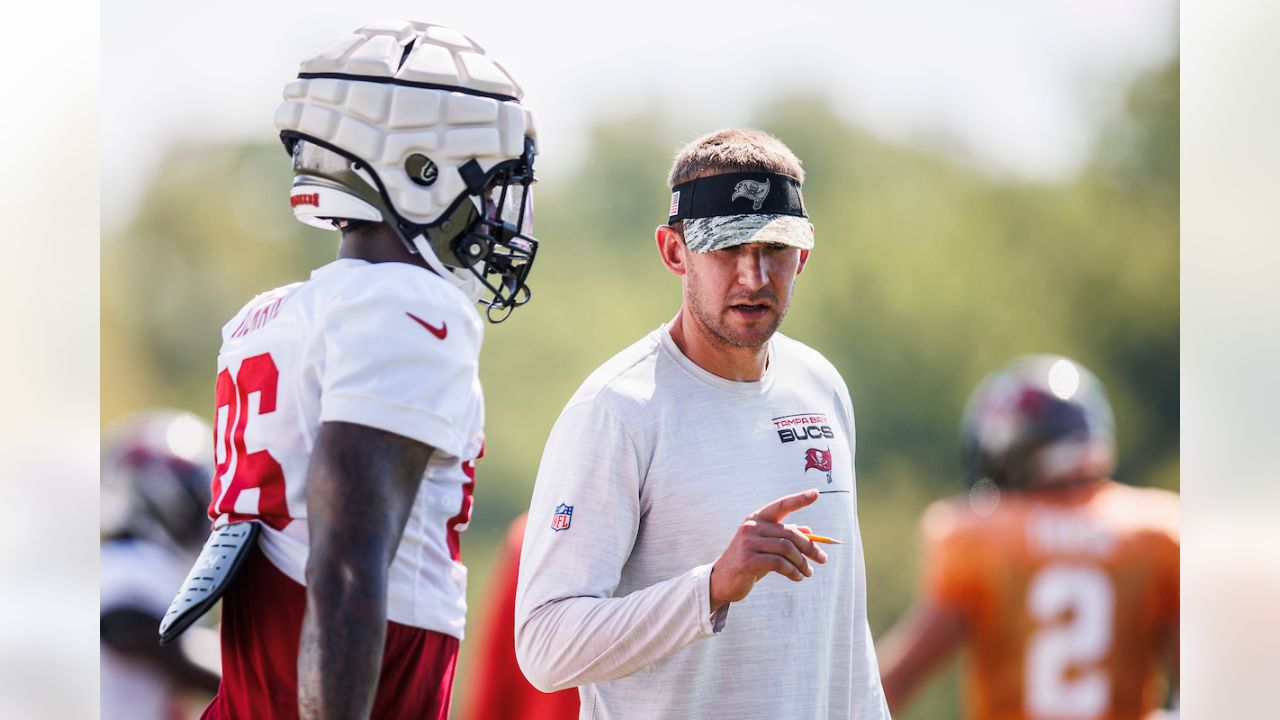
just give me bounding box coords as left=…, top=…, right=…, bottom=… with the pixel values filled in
left=551, top=503, right=574, bottom=532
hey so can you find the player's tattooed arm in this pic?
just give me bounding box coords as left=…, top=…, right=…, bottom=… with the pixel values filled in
left=298, top=421, right=434, bottom=720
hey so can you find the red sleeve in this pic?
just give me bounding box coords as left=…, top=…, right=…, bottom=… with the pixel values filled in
left=464, top=514, right=580, bottom=720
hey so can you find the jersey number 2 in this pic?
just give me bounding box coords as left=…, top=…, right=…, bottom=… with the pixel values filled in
left=1025, top=564, right=1114, bottom=718
left=209, top=353, right=290, bottom=530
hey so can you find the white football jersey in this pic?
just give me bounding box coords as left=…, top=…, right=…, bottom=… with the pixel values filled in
left=209, top=257, right=484, bottom=638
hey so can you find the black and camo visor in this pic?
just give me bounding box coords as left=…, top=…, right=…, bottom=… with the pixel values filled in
left=668, top=172, right=812, bottom=254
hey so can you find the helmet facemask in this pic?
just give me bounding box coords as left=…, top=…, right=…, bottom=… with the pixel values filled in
left=421, top=136, right=538, bottom=322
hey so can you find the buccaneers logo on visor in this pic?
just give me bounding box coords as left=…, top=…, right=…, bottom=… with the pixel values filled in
left=730, top=178, right=771, bottom=210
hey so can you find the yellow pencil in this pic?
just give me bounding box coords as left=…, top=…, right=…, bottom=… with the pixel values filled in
left=804, top=533, right=842, bottom=545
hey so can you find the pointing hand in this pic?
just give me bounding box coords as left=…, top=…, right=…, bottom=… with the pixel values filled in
left=708, top=489, right=829, bottom=612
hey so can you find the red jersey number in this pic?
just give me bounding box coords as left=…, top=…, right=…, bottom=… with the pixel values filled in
left=209, top=353, right=290, bottom=530
left=446, top=458, right=477, bottom=562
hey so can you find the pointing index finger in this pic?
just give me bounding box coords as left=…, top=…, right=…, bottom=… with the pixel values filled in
left=752, top=488, right=819, bottom=523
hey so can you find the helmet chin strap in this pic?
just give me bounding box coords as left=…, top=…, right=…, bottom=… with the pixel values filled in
left=410, top=232, right=486, bottom=304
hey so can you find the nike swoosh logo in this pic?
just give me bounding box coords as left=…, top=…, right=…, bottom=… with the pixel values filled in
left=405, top=312, right=447, bottom=340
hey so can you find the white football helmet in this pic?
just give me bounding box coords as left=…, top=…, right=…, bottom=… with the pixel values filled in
left=275, top=20, right=538, bottom=320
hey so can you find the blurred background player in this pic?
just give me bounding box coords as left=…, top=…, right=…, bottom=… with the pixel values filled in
left=101, top=410, right=221, bottom=720
left=464, top=512, right=579, bottom=720
left=877, top=355, right=1179, bottom=720
left=173, top=19, right=540, bottom=720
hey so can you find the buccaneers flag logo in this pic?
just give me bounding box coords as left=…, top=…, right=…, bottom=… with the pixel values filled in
left=804, top=447, right=833, bottom=481
left=804, top=447, right=832, bottom=473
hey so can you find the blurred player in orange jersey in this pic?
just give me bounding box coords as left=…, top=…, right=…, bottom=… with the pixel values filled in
left=878, top=355, right=1179, bottom=720
left=465, top=513, right=579, bottom=720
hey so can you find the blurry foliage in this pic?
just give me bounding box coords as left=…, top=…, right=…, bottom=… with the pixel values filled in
left=102, top=61, right=1177, bottom=719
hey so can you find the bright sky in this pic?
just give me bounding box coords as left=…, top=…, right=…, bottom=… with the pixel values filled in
left=101, top=0, right=1177, bottom=231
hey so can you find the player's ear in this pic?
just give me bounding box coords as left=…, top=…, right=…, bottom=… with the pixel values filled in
left=656, top=225, right=688, bottom=276
left=796, top=248, right=810, bottom=276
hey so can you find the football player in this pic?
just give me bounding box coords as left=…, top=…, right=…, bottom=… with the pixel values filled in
left=100, top=410, right=220, bottom=720
left=160, top=20, right=540, bottom=720
left=877, top=355, right=1179, bottom=719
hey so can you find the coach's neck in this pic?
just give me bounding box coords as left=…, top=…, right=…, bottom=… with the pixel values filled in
left=667, top=309, right=770, bottom=383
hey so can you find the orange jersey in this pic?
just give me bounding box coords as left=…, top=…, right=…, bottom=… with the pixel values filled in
left=921, top=479, right=1178, bottom=720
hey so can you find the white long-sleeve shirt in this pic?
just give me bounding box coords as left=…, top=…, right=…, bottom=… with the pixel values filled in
left=515, top=325, right=890, bottom=719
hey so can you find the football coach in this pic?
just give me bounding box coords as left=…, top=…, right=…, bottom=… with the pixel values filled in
left=514, top=128, right=890, bottom=719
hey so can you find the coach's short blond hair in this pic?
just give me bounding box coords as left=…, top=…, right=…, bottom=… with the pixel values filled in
left=666, top=128, right=805, bottom=188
